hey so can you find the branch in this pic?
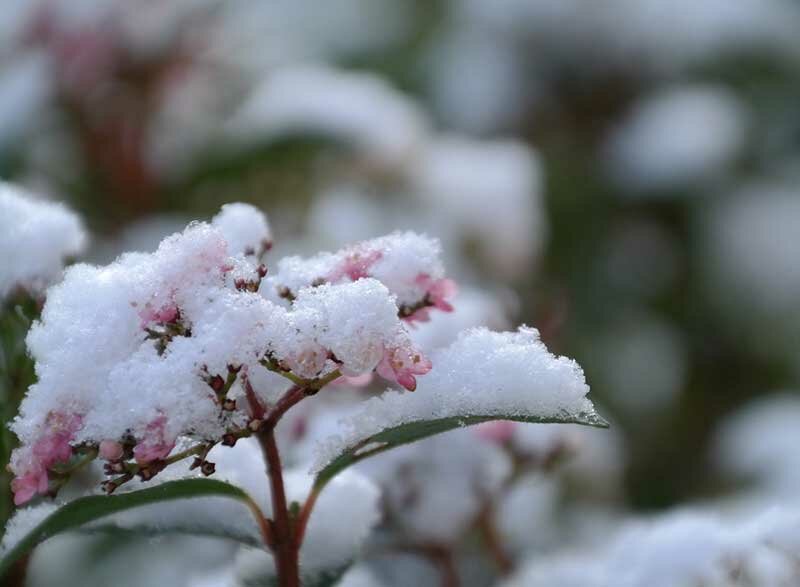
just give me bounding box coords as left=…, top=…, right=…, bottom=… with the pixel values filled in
left=257, top=421, right=300, bottom=586
left=293, top=483, right=321, bottom=549
left=476, top=504, right=513, bottom=576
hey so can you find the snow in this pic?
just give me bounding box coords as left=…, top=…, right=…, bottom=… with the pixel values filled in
left=713, top=393, right=800, bottom=497
left=0, top=182, right=87, bottom=298
left=358, top=427, right=511, bottom=543
left=229, top=66, right=428, bottom=167
left=8, top=205, right=446, bottom=504
left=211, top=203, right=272, bottom=258
left=412, top=136, right=546, bottom=274
left=604, top=85, right=747, bottom=193
left=212, top=440, right=381, bottom=574
left=504, top=507, right=800, bottom=587
left=264, top=231, right=447, bottom=309
left=313, top=326, right=597, bottom=473
left=0, top=502, right=58, bottom=556
left=13, top=211, right=419, bottom=451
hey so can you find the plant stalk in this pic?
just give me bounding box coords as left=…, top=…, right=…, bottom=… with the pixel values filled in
left=258, top=428, right=300, bottom=587
left=246, top=379, right=306, bottom=587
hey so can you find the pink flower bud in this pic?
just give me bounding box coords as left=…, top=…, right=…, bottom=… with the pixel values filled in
left=474, top=420, right=517, bottom=444
left=138, top=302, right=179, bottom=328
left=376, top=343, right=432, bottom=392
left=10, top=412, right=82, bottom=505
left=133, top=416, right=175, bottom=464
left=329, top=249, right=383, bottom=282
left=99, top=439, right=124, bottom=461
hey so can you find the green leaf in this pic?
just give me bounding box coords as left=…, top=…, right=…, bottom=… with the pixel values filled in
left=314, top=410, right=609, bottom=489
left=0, top=478, right=263, bottom=578
left=1, top=296, right=39, bottom=528
left=77, top=520, right=263, bottom=548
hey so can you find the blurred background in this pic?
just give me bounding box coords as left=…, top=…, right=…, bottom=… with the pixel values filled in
left=2, top=0, right=800, bottom=585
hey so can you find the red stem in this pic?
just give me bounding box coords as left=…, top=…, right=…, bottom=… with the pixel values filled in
left=476, top=505, right=513, bottom=575
left=396, top=544, right=459, bottom=587
left=435, top=547, right=459, bottom=587
left=245, top=379, right=307, bottom=587
left=258, top=428, right=300, bottom=587
left=262, top=385, right=307, bottom=432
left=293, top=483, right=321, bottom=549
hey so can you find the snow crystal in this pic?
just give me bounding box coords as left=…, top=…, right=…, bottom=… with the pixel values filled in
left=312, top=326, right=596, bottom=473
left=0, top=182, right=87, bottom=298
left=287, top=280, right=401, bottom=376
left=211, top=203, right=272, bottom=258
left=0, top=502, right=58, bottom=555
left=264, top=231, right=447, bottom=310
left=14, top=221, right=235, bottom=447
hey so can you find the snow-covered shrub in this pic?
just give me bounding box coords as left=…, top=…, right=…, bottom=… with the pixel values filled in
left=0, top=201, right=603, bottom=586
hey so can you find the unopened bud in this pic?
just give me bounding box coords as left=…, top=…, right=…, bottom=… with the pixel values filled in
left=208, top=375, right=225, bottom=393
left=99, top=439, right=124, bottom=461
left=137, top=461, right=165, bottom=481
left=105, top=461, right=126, bottom=474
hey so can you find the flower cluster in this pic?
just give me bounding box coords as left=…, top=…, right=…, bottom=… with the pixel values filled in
left=8, top=204, right=448, bottom=505
left=264, top=231, right=457, bottom=325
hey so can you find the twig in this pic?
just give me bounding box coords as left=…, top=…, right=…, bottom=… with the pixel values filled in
left=257, top=422, right=300, bottom=587
left=476, top=505, right=513, bottom=575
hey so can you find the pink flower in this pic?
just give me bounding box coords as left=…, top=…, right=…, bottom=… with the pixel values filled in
left=425, top=276, right=457, bottom=312
left=376, top=343, right=432, bottom=392
left=331, top=373, right=374, bottom=387
left=282, top=344, right=329, bottom=379
left=404, top=274, right=458, bottom=323
left=10, top=412, right=83, bottom=505
left=31, top=435, right=72, bottom=465
left=11, top=469, right=48, bottom=506
left=31, top=412, right=82, bottom=466
left=138, top=302, right=179, bottom=328
left=329, top=249, right=383, bottom=282
left=99, top=439, right=124, bottom=461
left=474, top=421, right=517, bottom=445
left=134, top=416, right=175, bottom=464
